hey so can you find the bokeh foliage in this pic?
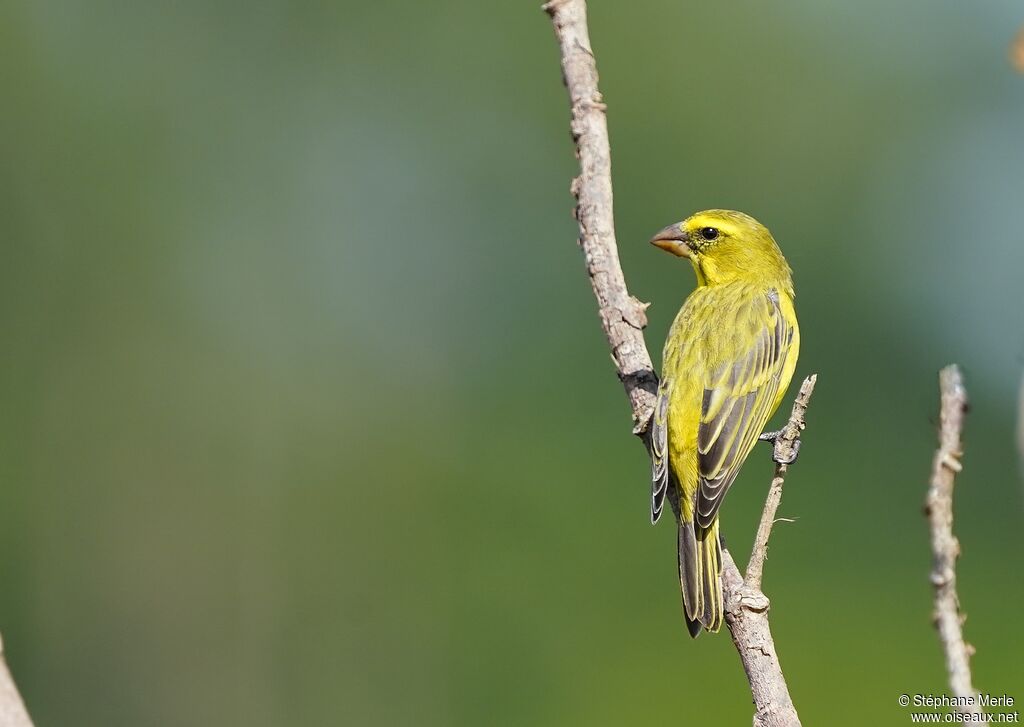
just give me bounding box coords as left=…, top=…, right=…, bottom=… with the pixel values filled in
left=0, top=1, right=1022, bottom=724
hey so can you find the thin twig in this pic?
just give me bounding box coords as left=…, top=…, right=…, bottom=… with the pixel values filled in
left=925, top=365, right=984, bottom=717
left=544, top=3, right=804, bottom=725
left=746, top=375, right=817, bottom=592
left=0, top=633, right=34, bottom=727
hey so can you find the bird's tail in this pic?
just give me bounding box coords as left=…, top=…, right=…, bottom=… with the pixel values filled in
left=678, top=517, right=723, bottom=637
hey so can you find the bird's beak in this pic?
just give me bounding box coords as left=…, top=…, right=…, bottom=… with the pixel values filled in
left=649, top=224, right=691, bottom=258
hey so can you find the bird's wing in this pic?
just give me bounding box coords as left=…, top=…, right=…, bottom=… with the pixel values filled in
left=650, top=378, right=671, bottom=524
left=694, top=290, right=796, bottom=529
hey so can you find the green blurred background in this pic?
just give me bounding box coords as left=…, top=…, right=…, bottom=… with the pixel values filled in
left=1, top=1, right=1022, bottom=724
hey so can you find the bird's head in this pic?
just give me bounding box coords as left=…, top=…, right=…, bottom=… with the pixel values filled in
left=650, top=209, right=792, bottom=291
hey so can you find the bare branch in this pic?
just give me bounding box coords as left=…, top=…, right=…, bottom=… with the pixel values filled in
left=746, top=375, right=817, bottom=592
left=719, top=375, right=816, bottom=727
left=542, top=0, right=657, bottom=436
left=0, top=633, right=33, bottom=727
left=544, top=3, right=804, bottom=724
left=925, top=365, right=984, bottom=717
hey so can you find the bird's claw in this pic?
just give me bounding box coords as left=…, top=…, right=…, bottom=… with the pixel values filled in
left=775, top=438, right=800, bottom=465
left=760, top=429, right=801, bottom=465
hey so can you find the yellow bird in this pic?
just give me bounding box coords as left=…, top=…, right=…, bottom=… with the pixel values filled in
left=649, top=210, right=799, bottom=637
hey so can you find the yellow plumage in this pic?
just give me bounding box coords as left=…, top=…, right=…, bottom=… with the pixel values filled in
left=649, top=210, right=799, bottom=637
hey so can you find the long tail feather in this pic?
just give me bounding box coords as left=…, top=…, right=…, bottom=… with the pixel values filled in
left=678, top=517, right=723, bottom=637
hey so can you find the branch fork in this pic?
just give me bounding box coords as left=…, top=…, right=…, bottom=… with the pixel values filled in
left=544, top=2, right=812, bottom=724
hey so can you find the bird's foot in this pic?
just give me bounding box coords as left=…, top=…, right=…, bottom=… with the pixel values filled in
left=759, top=429, right=801, bottom=465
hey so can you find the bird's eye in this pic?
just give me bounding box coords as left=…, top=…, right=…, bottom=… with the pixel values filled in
left=699, top=227, right=719, bottom=241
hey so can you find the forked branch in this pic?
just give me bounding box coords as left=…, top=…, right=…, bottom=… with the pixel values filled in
left=544, top=2, right=807, bottom=725
left=723, top=377, right=815, bottom=727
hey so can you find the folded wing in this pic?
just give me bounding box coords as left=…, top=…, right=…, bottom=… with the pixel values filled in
left=694, top=291, right=796, bottom=530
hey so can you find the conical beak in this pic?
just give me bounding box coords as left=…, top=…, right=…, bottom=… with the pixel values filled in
left=649, top=224, right=691, bottom=258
